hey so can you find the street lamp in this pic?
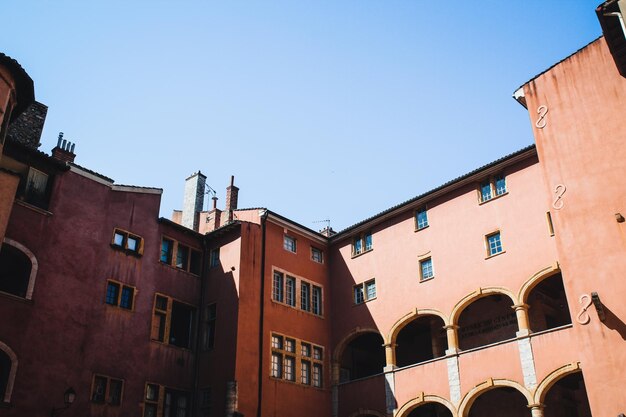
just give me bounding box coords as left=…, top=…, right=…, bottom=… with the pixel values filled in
left=50, top=387, right=76, bottom=417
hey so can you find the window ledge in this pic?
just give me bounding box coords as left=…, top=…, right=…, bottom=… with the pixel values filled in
left=485, top=250, right=506, bottom=260
left=353, top=296, right=377, bottom=306
left=110, top=244, right=143, bottom=258
left=0, top=290, right=33, bottom=304
left=270, top=299, right=324, bottom=319
left=419, top=276, right=435, bottom=283
left=14, top=199, right=53, bottom=216
left=479, top=191, right=508, bottom=206
left=351, top=248, right=373, bottom=259
left=150, top=339, right=193, bottom=352
left=159, top=261, right=200, bottom=277
left=414, top=225, right=429, bottom=233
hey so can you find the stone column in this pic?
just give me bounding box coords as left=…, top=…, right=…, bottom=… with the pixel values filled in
left=528, top=403, right=545, bottom=417
left=513, top=303, right=531, bottom=336
left=384, top=343, right=396, bottom=368
left=444, top=324, right=459, bottom=353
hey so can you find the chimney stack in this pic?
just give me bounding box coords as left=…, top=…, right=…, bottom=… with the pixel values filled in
left=182, top=171, right=206, bottom=231
left=51, top=132, right=76, bottom=163
left=225, top=175, right=239, bottom=223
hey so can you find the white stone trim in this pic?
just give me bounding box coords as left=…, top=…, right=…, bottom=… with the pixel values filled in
left=2, top=238, right=38, bottom=300
left=447, top=355, right=461, bottom=403
left=0, top=341, right=17, bottom=403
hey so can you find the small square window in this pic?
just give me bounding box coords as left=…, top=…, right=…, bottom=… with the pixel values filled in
left=420, top=258, right=434, bottom=281
left=301, top=342, right=311, bottom=357
left=284, top=235, right=297, bottom=253
left=311, top=247, right=323, bottom=263
left=486, top=232, right=503, bottom=257
left=285, top=338, right=295, bottom=353
left=271, top=334, right=283, bottom=349
left=416, top=207, right=429, bottom=230
left=91, top=375, right=124, bottom=406
left=313, top=346, right=323, bottom=360
left=113, top=232, right=125, bottom=247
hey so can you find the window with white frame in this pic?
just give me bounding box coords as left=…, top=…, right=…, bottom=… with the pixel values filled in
left=486, top=231, right=503, bottom=257
left=420, top=257, right=434, bottom=281
left=283, top=235, right=297, bottom=253
left=272, top=271, right=284, bottom=302
left=352, top=232, right=373, bottom=256
left=311, top=247, right=323, bottom=263
left=354, top=279, right=376, bottom=304
left=415, top=207, right=429, bottom=230
left=479, top=174, right=507, bottom=203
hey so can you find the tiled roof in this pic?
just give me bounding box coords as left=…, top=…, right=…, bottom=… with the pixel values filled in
left=333, top=144, right=537, bottom=238
left=0, top=53, right=35, bottom=119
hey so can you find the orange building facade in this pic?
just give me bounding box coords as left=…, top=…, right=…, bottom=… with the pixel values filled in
left=1, top=3, right=626, bottom=417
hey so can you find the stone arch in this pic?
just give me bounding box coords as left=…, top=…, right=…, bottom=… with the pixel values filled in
left=333, top=327, right=384, bottom=362
left=346, top=409, right=387, bottom=417
left=458, top=378, right=533, bottom=417
left=0, top=341, right=18, bottom=403
left=388, top=308, right=449, bottom=345
left=333, top=327, right=385, bottom=383
left=533, top=362, right=581, bottom=404
left=517, top=262, right=561, bottom=305
left=450, top=287, right=517, bottom=325
left=1, top=238, right=38, bottom=300
left=396, top=393, right=457, bottom=417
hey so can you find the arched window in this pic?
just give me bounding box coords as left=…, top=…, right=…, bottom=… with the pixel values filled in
left=339, top=332, right=385, bottom=382
left=468, top=387, right=530, bottom=417
left=0, top=239, right=37, bottom=299
left=457, top=294, right=517, bottom=350
left=0, top=342, right=17, bottom=403
left=396, top=315, right=447, bottom=367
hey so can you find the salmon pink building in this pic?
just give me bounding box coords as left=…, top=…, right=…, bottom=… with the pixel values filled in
left=1, top=2, right=625, bottom=417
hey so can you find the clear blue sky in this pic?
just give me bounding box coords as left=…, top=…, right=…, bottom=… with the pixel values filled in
left=4, top=1, right=602, bottom=231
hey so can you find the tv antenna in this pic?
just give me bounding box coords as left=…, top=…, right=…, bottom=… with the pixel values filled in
left=313, top=219, right=331, bottom=229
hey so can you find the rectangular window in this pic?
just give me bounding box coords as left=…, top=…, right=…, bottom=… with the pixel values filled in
left=301, top=282, right=310, bottom=312
left=301, top=360, right=311, bottom=385
left=111, top=228, right=143, bottom=256
left=210, top=248, right=220, bottom=268
left=164, top=389, right=189, bottom=417
left=270, top=333, right=323, bottom=388
left=105, top=282, right=120, bottom=305
left=312, top=285, right=322, bottom=315
left=144, top=383, right=160, bottom=417
left=176, top=245, right=189, bottom=269
left=271, top=352, right=282, bottom=378
left=284, top=356, right=295, bottom=381
left=311, top=247, right=323, bottom=263
left=91, top=374, right=124, bottom=406
left=151, top=294, right=196, bottom=349
left=486, top=232, right=503, bottom=256
left=354, top=279, right=376, bottom=304
left=285, top=276, right=296, bottom=307
left=313, top=363, right=322, bottom=388
left=200, top=387, right=212, bottom=417
left=352, top=232, right=373, bottom=256
left=119, top=286, right=134, bottom=309
left=23, top=167, right=49, bottom=208
left=105, top=280, right=135, bottom=310
left=416, top=207, right=429, bottom=230
left=479, top=174, right=507, bottom=203
left=420, top=257, right=434, bottom=281
left=160, top=237, right=201, bottom=275
left=272, top=272, right=284, bottom=302
left=283, top=235, right=297, bottom=253
left=160, top=238, right=174, bottom=264
left=202, top=303, right=217, bottom=350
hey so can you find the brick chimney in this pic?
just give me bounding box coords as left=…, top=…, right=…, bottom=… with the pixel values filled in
left=51, top=132, right=76, bottom=163
left=204, top=196, right=222, bottom=233
left=225, top=175, right=239, bottom=223
left=182, top=171, right=206, bottom=231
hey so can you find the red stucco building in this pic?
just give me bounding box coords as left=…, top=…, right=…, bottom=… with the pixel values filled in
left=1, top=2, right=625, bottom=417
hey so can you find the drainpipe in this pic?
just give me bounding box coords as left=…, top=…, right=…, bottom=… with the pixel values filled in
left=191, top=235, right=209, bottom=417
left=256, top=210, right=268, bottom=417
